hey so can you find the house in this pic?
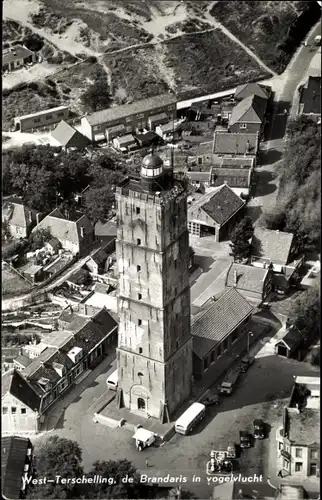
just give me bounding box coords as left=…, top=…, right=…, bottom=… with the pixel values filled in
left=148, top=112, right=170, bottom=129
left=276, top=377, right=320, bottom=480
left=250, top=228, right=304, bottom=294
left=213, top=131, right=259, bottom=158
left=186, top=168, right=212, bottom=190
left=275, top=326, right=303, bottom=359
left=2, top=347, right=23, bottom=373
left=225, top=263, right=273, bottom=305
left=234, top=82, right=270, bottom=101
left=14, top=106, right=70, bottom=133
left=210, top=157, right=255, bottom=194
left=81, top=93, right=177, bottom=142
left=84, top=246, right=111, bottom=276
left=2, top=202, right=40, bottom=239
left=65, top=268, right=91, bottom=291
left=228, top=94, right=267, bottom=135
left=113, top=134, right=137, bottom=152
left=135, top=131, right=159, bottom=148
left=3, top=309, right=118, bottom=433
left=22, top=264, right=43, bottom=284
left=188, top=184, right=245, bottom=241
left=3, top=45, right=36, bottom=72
left=155, top=121, right=182, bottom=141
left=2, top=436, right=34, bottom=499
left=32, top=208, right=94, bottom=256
left=51, top=120, right=91, bottom=149
left=298, top=76, right=321, bottom=121
left=220, top=100, right=235, bottom=123
left=187, top=140, right=213, bottom=166
left=44, top=237, right=61, bottom=255
left=13, top=355, right=32, bottom=371
left=192, top=288, right=253, bottom=379
left=2, top=369, right=42, bottom=434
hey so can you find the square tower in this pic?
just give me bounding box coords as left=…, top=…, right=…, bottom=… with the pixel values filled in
left=115, top=154, right=193, bottom=422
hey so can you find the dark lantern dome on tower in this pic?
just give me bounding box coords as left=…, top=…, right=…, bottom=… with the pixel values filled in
left=141, top=152, right=164, bottom=179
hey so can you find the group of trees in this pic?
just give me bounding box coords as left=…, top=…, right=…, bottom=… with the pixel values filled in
left=81, top=67, right=111, bottom=112
left=289, top=285, right=320, bottom=344
left=2, top=145, right=130, bottom=225
left=259, top=117, right=320, bottom=247
left=27, top=436, right=194, bottom=499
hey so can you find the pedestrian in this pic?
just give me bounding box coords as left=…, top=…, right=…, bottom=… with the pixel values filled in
left=145, top=459, right=149, bottom=468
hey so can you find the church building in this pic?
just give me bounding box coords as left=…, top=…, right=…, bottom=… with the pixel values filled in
left=115, top=152, right=193, bottom=422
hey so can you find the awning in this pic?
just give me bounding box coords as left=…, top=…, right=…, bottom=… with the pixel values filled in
left=132, top=428, right=155, bottom=442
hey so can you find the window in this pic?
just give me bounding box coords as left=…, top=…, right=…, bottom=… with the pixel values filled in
left=295, top=448, right=302, bottom=458
left=137, top=238, right=141, bottom=246
left=210, top=351, right=215, bottom=363
left=295, top=462, right=303, bottom=472
left=138, top=319, right=142, bottom=326
left=223, top=338, right=229, bottom=352
left=11, top=407, right=17, bottom=414
left=2, top=407, right=8, bottom=414
left=278, top=442, right=283, bottom=450
left=310, top=463, right=317, bottom=476
left=57, top=112, right=64, bottom=117
left=240, top=123, right=247, bottom=129
left=174, top=259, right=177, bottom=269
left=21, top=408, right=27, bottom=414
left=176, top=341, right=179, bottom=349
left=46, top=114, right=53, bottom=120
left=139, top=348, right=143, bottom=354
left=136, top=207, right=140, bottom=215
left=311, top=449, right=318, bottom=459
left=138, top=293, right=142, bottom=300
left=283, top=459, right=289, bottom=468
left=137, top=265, right=141, bottom=272
left=93, top=125, right=101, bottom=131
left=33, top=118, right=41, bottom=124
left=203, top=358, right=209, bottom=371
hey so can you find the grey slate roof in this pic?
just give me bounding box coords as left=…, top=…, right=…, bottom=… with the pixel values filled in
left=2, top=436, right=31, bottom=500
left=229, top=94, right=267, bottom=127
left=3, top=45, right=34, bottom=65
left=14, top=355, right=32, bottom=368
left=211, top=167, right=250, bottom=187
left=85, top=93, right=177, bottom=127
left=187, top=171, right=211, bottom=182
left=234, top=82, right=270, bottom=101
left=213, top=131, right=259, bottom=155
left=51, top=120, right=90, bottom=149
left=191, top=184, right=245, bottom=225
left=192, top=288, right=253, bottom=358
left=276, top=326, right=302, bottom=351
left=2, top=369, right=41, bottom=411
left=226, top=263, right=269, bottom=294
left=251, top=228, right=294, bottom=265
left=2, top=202, right=37, bottom=228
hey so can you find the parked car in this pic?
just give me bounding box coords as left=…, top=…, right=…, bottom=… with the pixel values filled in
left=226, top=444, right=236, bottom=459
left=238, top=355, right=255, bottom=373
left=253, top=419, right=265, bottom=439
left=202, top=394, right=220, bottom=406
left=239, top=431, right=251, bottom=449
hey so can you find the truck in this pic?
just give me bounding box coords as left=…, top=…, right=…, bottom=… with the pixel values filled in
left=219, top=368, right=240, bottom=395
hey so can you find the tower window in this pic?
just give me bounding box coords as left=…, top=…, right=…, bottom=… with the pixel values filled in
left=137, top=238, right=141, bottom=246
left=139, top=348, right=143, bottom=354
left=136, top=207, right=140, bottom=215
left=174, top=259, right=177, bottom=268
left=176, top=341, right=179, bottom=349
left=138, top=319, right=142, bottom=326
left=137, top=265, right=141, bottom=272
left=138, top=293, right=142, bottom=300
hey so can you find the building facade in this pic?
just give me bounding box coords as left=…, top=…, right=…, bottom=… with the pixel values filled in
left=14, top=106, right=70, bottom=133
left=115, top=154, right=193, bottom=422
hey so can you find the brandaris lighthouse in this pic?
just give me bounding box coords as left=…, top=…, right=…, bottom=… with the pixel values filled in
left=115, top=151, right=193, bottom=422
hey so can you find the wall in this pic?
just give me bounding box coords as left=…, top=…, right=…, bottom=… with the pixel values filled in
left=17, top=108, right=69, bottom=133
left=218, top=206, right=245, bottom=242
left=229, top=122, right=261, bottom=135
left=2, top=393, right=39, bottom=434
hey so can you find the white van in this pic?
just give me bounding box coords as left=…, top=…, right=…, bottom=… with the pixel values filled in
left=175, top=402, right=206, bottom=435
left=106, top=369, right=118, bottom=391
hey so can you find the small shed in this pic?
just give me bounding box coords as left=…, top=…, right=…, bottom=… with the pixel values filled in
left=275, top=326, right=302, bottom=359
left=45, top=237, right=61, bottom=255
left=23, top=264, right=43, bottom=283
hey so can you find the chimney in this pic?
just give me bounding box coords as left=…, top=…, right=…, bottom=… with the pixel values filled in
left=80, top=226, right=84, bottom=238
left=233, top=269, right=238, bottom=287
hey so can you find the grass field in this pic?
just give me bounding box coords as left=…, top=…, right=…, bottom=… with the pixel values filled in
left=2, top=267, right=34, bottom=298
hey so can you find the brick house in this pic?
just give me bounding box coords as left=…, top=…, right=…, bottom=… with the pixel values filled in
left=225, top=263, right=273, bottom=306
left=192, top=288, right=253, bottom=379
left=228, top=94, right=267, bottom=135
left=188, top=184, right=245, bottom=241
left=2, top=202, right=40, bottom=239
left=32, top=208, right=94, bottom=256
left=2, top=436, right=34, bottom=499
left=3, top=45, right=36, bottom=72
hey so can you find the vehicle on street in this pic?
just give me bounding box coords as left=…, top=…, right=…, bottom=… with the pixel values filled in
left=238, top=355, right=255, bottom=373
left=219, top=368, right=240, bottom=394
left=106, top=369, right=118, bottom=391
left=207, top=451, right=233, bottom=475
left=175, top=402, right=206, bottom=435
left=202, top=394, right=220, bottom=406
left=226, top=444, right=236, bottom=459
left=314, top=35, right=321, bottom=46
left=133, top=428, right=156, bottom=451
left=239, top=431, right=251, bottom=449
left=253, top=419, right=265, bottom=439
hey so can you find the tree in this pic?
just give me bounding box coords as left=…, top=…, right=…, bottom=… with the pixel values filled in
left=86, top=459, right=142, bottom=499
left=290, top=286, right=320, bottom=342
left=81, top=72, right=111, bottom=112
left=229, top=216, right=254, bottom=262
left=27, top=436, right=84, bottom=499
left=28, top=228, right=52, bottom=251
left=84, top=186, right=115, bottom=224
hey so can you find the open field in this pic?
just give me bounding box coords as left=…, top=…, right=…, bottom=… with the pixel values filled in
left=210, top=1, right=319, bottom=73
left=2, top=267, right=34, bottom=298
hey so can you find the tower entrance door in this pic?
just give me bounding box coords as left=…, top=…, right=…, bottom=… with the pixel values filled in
left=137, top=397, right=146, bottom=410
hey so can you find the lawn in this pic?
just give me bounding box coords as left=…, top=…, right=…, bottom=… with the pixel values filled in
left=210, top=1, right=318, bottom=73
left=2, top=267, right=34, bottom=298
